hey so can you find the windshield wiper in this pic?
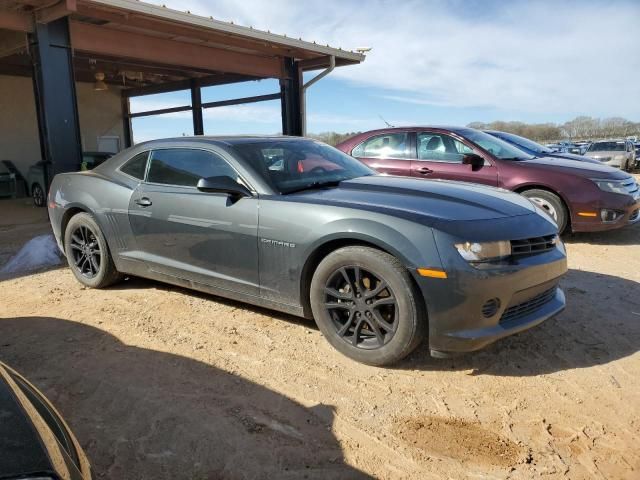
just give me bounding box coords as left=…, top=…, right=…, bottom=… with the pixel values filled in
left=283, top=179, right=343, bottom=195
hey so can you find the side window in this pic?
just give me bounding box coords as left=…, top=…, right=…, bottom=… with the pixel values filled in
left=417, top=133, right=476, bottom=163
left=147, top=149, right=238, bottom=187
left=352, top=133, right=410, bottom=159
left=120, top=152, right=149, bottom=180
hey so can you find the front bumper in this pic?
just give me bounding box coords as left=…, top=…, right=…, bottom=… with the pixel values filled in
left=415, top=233, right=568, bottom=355
left=571, top=194, right=640, bottom=232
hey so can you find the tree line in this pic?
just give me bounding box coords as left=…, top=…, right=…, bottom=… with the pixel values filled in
left=310, top=116, right=640, bottom=146
left=467, top=116, right=640, bottom=143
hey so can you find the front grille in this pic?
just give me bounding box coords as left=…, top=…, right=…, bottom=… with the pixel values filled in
left=511, top=234, right=557, bottom=257
left=630, top=209, right=639, bottom=222
left=500, top=287, right=557, bottom=324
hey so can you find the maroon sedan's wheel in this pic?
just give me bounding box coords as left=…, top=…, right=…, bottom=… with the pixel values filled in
left=310, top=246, right=426, bottom=366
left=522, top=189, right=568, bottom=234
left=64, top=213, right=121, bottom=288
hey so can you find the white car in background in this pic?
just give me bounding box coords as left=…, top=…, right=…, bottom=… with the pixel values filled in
left=585, top=139, right=636, bottom=171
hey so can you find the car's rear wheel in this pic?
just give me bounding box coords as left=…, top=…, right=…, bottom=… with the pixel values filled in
left=64, top=212, right=121, bottom=288
left=310, top=246, right=426, bottom=366
left=522, top=189, right=568, bottom=234
left=31, top=183, right=45, bottom=207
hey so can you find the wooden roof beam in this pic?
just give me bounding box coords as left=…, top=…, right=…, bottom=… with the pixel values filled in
left=69, top=21, right=284, bottom=79
left=0, top=11, right=33, bottom=32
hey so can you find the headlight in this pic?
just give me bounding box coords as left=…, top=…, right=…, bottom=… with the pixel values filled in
left=591, top=178, right=629, bottom=195
left=455, top=240, right=511, bottom=263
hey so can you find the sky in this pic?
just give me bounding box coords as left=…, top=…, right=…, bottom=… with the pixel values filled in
left=129, top=0, right=640, bottom=142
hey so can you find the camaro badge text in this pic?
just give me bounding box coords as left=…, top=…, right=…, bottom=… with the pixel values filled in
left=261, top=238, right=296, bottom=248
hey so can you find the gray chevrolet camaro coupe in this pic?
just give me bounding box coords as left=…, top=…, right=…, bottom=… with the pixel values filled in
left=48, top=137, right=568, bottom=366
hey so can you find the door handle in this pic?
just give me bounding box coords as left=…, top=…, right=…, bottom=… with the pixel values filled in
left=134, top=197, right=152, bottom=207
left=416, top=167, right=433, bottom=175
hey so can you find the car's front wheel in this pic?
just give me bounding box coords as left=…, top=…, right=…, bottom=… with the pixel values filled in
left=64, top=212, right=121, bottom=288
left=310, top=246, right=426, bottom=366
left=522, top=189, right=568, bottom=234
left=31, top=183, right=45, bottom=207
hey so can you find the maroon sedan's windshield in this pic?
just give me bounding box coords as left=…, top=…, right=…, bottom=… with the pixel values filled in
left=462, top=130, right=535, bottom=160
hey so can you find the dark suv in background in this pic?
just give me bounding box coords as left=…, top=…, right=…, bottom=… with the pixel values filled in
left=337, top=127, right=640, bottom=233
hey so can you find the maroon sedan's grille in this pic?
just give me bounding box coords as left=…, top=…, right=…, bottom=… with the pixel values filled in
left=500, top=287, right=557, bottom=324
left=511, top=235, right=557, bottom=256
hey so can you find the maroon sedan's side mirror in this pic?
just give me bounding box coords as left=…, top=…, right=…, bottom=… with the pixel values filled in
left=462, top=153, right=484, bottom=169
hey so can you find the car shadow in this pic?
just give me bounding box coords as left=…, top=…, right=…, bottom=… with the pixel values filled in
left=563, top=221, right=640, bottom=246
left=107, top=275, right=318, bottom=330
left=0, top=316, right=371, bottom=479
left=399, top=269, right=640, bottom=376
left=101, top=268, right=640, bottom=377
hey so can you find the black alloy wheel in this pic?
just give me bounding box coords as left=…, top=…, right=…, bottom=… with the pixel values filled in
left=310, top=246, right=425, bottom=366
left=32, top=183, right=45, bottom=207
left=69, top=225, right=101, bottom=279
left=324, top=266, right=398, bottom=349
left=64, top=212, right=121, bottom=288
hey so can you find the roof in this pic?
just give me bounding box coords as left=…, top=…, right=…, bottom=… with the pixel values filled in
left=0, top=0, right=365, bottom=86
left=87, top=0, right=365, bottom=65
left=135, top=135, right=313, bottom=147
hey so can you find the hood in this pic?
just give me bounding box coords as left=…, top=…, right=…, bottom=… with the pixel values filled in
left=0, top=364, right=53, bottom=478
left=547, top=151, right=602, bottom=164
left=517, top=156, right=629, bottom=179
left=584, top=150, right=626, bottom=159
left=287, top=175, right=537, bottom=222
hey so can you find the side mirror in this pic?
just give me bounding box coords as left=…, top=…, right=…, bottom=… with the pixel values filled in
left=462, top=153, right=484, bottom=169
left=196, top=176, right=251, bottom=198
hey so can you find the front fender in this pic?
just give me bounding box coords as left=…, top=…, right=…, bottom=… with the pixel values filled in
left=301, top=218, right=442, bottom=271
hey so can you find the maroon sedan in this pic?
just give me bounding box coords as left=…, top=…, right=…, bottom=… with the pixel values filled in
left=337, top=127, right=640, bottom=233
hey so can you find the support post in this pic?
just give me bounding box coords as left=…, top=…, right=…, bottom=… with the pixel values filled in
left=280, top=57, right=303, bottom=136
left=121, top=94, right=133, bottom=148
left=29, top=17, right=82, bottom=188
left=191, top=79, right=204, bottom=136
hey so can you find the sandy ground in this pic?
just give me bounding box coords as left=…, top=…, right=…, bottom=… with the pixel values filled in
left=0, top=195, right=639, bottom=479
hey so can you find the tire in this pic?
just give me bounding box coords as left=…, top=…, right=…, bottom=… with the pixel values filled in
left=310, top=246, right=426, bottom=366
left=521, top=189, right=568, bottom=234
left=32, top=183, right=45, bottom=207
left=63, top=212, right=121, bottom=288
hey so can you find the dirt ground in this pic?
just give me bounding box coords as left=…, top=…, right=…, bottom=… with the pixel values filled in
left=0, top=194, right=639, bottom=480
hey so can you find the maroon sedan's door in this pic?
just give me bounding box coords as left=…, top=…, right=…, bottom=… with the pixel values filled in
left=351, top=131, right=413, bottom=176
left=411, top=131, right=498, bottom=186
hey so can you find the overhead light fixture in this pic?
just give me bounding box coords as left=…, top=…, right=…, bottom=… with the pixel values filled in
left=94, top=72, right=108, bottom=91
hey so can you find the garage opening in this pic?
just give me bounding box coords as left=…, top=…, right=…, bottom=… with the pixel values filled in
left=0, top=0, right=365, bottom=204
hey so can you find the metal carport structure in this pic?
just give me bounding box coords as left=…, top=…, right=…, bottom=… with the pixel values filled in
left=0, top=0, right=364, bottom=190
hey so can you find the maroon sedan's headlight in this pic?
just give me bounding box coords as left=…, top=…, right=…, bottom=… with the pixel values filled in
left=591, top=178, right=631, bottom=195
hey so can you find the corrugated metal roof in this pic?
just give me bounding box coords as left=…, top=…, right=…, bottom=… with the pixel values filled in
left=87, top=0, right=365, bottom=64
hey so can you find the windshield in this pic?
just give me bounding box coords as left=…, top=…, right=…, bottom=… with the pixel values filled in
left=490, top=131, right=553, bottom=155
left=231, top=139, right=375, bottom=194
left=462, top=130, right=535, bottom=160
left=588, top=141, right=625, bottom=152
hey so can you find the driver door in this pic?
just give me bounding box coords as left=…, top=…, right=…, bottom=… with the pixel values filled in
left=128, top=147, right=259, bottom=295
left=411, top=131, right=498, bottom=186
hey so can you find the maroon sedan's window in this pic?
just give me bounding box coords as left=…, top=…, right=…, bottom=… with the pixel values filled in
left=352, top=133, right=410, bottom=159
left=417, top=133, right=473, bottom=163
